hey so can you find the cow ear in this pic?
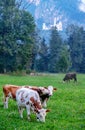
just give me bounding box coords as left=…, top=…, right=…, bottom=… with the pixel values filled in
left=53, top=88, right=57, bottom=91
left=46, top=109, right=50, bottom=113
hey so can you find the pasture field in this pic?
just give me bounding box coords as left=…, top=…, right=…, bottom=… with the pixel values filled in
left=0, top=74, right=85, bottom=130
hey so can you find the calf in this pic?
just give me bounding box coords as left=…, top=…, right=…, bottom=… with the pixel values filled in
left=63, top=73, right=77, bottom=82
left=16, top=88, right=50, bottom=122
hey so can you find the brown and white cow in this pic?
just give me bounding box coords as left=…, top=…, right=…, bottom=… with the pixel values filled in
left=3, top=84, right=20, bottom=108
left=16, top=88, right=50, bottom=122
left=27, top=85, right=57, bottom=107
left=63, top=73, right=77, bottom=82
left=3, top=84, right=57, bottom=108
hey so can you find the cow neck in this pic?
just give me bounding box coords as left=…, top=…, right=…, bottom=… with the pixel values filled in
left=30, top=97, right=42, bottom=110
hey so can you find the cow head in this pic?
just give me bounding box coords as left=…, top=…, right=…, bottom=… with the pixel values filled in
left=36, top=108, right=50, bottom=122
left=63, top=77, right=66, bottom=81
left=47, top=86, right=54, bottom=96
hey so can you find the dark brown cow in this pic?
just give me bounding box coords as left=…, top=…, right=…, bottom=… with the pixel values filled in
left=63, top=73, right=77, bottom=82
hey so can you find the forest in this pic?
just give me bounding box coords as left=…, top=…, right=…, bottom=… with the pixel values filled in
left=0, top=0, right=85, bottom=74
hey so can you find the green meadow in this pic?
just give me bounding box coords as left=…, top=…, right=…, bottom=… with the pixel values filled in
left=0, top=74, right=85, bottom=130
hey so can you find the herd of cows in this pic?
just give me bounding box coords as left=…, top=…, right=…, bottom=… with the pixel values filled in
left=3, top=84, right=57, bottom=122
left=2, top=72, right=77, bottom=123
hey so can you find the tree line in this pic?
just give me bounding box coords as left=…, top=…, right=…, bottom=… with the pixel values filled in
left=0, top=0, right=85, bottom=74
left=36, top=26, right=85, bottom=73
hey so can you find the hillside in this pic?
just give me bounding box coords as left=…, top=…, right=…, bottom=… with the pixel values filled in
left=27, top=0, right=85, bottom=31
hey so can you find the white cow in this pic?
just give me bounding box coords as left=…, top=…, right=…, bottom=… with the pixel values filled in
left=16, top=88, right=50, bottom=122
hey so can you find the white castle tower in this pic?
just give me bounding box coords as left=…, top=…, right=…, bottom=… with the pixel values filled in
left=54, top=17, right=57, bottom=26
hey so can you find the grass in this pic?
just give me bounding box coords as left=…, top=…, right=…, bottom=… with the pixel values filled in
left=0, top=73, right=85, bottom=130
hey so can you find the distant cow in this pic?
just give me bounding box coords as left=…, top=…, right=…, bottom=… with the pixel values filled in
left=63, top=73, right=77, bottom=82
left=3, top=84, right=57, bottom=108
left=16, top=88, right=50, bottom=122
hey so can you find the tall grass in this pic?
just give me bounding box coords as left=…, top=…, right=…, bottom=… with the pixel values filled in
left=0, top=74, right=85, bottom=130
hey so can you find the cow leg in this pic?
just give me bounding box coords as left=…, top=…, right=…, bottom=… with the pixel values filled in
left=74, top=77, right=77, bottom=82
left=67, top=79, right=70, bottom=83
left=18, top=106, right=24, bottom=118
left=4, top=96, right=9, bottom=109
left=42, top=99, right=47, bottom=107
left=26, top=105, right=31, bottom=120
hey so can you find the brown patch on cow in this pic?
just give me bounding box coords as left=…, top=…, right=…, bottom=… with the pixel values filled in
left=30, top=97, right=35, bottom=103
left=3, top=85, right=20, bottom=99
left=30, top=97, right=42, bottom=110
left=31, top=88, right=43, bottom=95
left=25, top=86, right=43, bottom=96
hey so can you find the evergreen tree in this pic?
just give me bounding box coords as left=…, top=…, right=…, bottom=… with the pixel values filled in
left=0, top=0, right=35, bottom=73
left=30, top=28, right=41, bottom=71
left=66, top=24, right=84, bottom=72
left=35, top=38, right=49, bottom=72
left=57, top=43, right=71, bottom=72
left=48, top=27, right=62, bottom=72
left=79, top=29, right=85, bottom=73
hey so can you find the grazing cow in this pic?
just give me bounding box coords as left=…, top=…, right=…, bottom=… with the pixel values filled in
left=27, top=85, right=57, bottom=107
left=16, top=88, right=50, bottom=122
left=3, top=84, right=20, bottom=108
left=3, top=84, right=57, bottom=108
left=63, top=73, right=77, bottom=82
